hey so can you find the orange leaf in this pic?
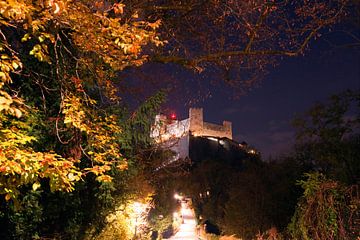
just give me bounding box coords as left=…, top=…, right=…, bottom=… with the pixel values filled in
left=5, top=194, right=11, bottom=201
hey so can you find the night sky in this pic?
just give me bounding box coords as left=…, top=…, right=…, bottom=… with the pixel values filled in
left=120, top=21, right=360, bottom=160
left=167, top=39, right=359, bottom=159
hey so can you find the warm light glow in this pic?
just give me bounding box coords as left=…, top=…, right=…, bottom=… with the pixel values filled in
left=171, top=203, right=197, bottom=239
left=249, top=149, right=256, bottom=154
left=174, top=193, right=183, bottom=200
left=104, top=200, right=150, bottom=238
left=181, top=205, right=186, bottom=215
left=133, top=201, right=146, bottom=215
left=128, top=201, right=149, bottom=235
left=207, top=137, right=218, bottom=142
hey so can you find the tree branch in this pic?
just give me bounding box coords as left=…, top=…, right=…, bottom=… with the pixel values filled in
left=151, top=22, right=325, bottom=67
left=244, top=4, right=271, bottom=53
left=153, top=49, right=294, bottom=66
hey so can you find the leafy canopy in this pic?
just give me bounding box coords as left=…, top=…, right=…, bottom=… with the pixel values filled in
left=0, top=0, right=163, bottom=201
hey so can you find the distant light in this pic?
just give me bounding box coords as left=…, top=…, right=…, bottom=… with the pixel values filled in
left=207, top=137, right=218, bottom=142
left=248, top=149, right=256, bottom=154
left=170, top=113, right=177, bottom=120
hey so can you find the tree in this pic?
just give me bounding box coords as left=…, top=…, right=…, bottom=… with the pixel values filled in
left=287, top=91, right=360, bottom=240
left=0, top=1, right=173, bottom=238
left=288, top=172, right=359, bottom=240
left=293, top=90, right=360, bottom=184
left=118, top=0, right=352, bottom=94
left=0, top=0, right=163, bottom=201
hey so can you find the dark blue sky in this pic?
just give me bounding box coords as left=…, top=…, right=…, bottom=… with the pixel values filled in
left=168, top=42, right=359, bottom=159
left=123, top=30, right=359, bottom=159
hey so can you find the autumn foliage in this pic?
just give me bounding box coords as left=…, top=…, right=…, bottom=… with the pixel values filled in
left=0, top=1, right=358, bottom=239
left=0, top=0, right=162, bottom=202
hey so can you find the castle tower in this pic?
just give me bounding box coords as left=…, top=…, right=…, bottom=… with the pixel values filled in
left=189, top=108, right=203, bottom=136
left=223, top=121, right=232, bottom=140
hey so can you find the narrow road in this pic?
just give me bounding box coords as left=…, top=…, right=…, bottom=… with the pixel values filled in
left=169, top=203, right=198, bottom=240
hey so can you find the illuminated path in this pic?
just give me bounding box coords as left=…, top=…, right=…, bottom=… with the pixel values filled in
left=169, top=204, right=198, bottom=240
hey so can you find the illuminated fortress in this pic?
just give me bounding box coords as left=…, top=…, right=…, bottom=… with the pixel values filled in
left=151, top=108, right=257, bottom=169
left=151, top=108, right=232, bottom=143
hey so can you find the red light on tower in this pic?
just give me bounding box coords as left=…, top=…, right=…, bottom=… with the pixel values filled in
left=170, top=113, right=177, bottom=120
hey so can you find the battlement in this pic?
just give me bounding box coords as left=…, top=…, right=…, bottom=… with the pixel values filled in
left=189, top=108, right=232, bottom=139
left=151, top=108, right=232, bottom=143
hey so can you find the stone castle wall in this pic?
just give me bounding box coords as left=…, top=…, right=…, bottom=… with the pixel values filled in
left=202, top=122, right=232, bottom=139
left=189, top=108, right=232, bottom=140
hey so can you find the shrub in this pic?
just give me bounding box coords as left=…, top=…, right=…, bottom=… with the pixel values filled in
left=288, top=172, right=359, bottom=240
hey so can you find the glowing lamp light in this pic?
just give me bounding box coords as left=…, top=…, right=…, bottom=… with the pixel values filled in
left=133, top=202, right=143, bottom=215
left=174, top=193, right=181, bottom=200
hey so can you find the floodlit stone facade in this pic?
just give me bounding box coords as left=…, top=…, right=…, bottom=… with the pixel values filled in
left=151, top=108, right=232, bottom=143
left=151, top=108, right=258, bottom=170
left=189, top=108, right=232, bottom=139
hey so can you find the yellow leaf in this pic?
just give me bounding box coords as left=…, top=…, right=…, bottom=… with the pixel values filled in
left=96, top=175, right=113, bottom=182
left=32, top=182, right=41, bottom=191
left=14, top=108, right=22, bottom=118
left=117, top=162, right=128, bottom=170
left=21, top=33, right=31, bottom=42
left=12, top=61, right=19, bottom=70
left=0, top=72, right=6, bottom=81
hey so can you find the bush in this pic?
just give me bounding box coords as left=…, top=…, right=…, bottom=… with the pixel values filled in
left=288, top=172, right=359, bottom=240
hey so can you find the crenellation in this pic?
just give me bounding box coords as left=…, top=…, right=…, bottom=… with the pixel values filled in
left=202, top=122, right=232, bottom=139
left=152, top=108, right=232, bottom=142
